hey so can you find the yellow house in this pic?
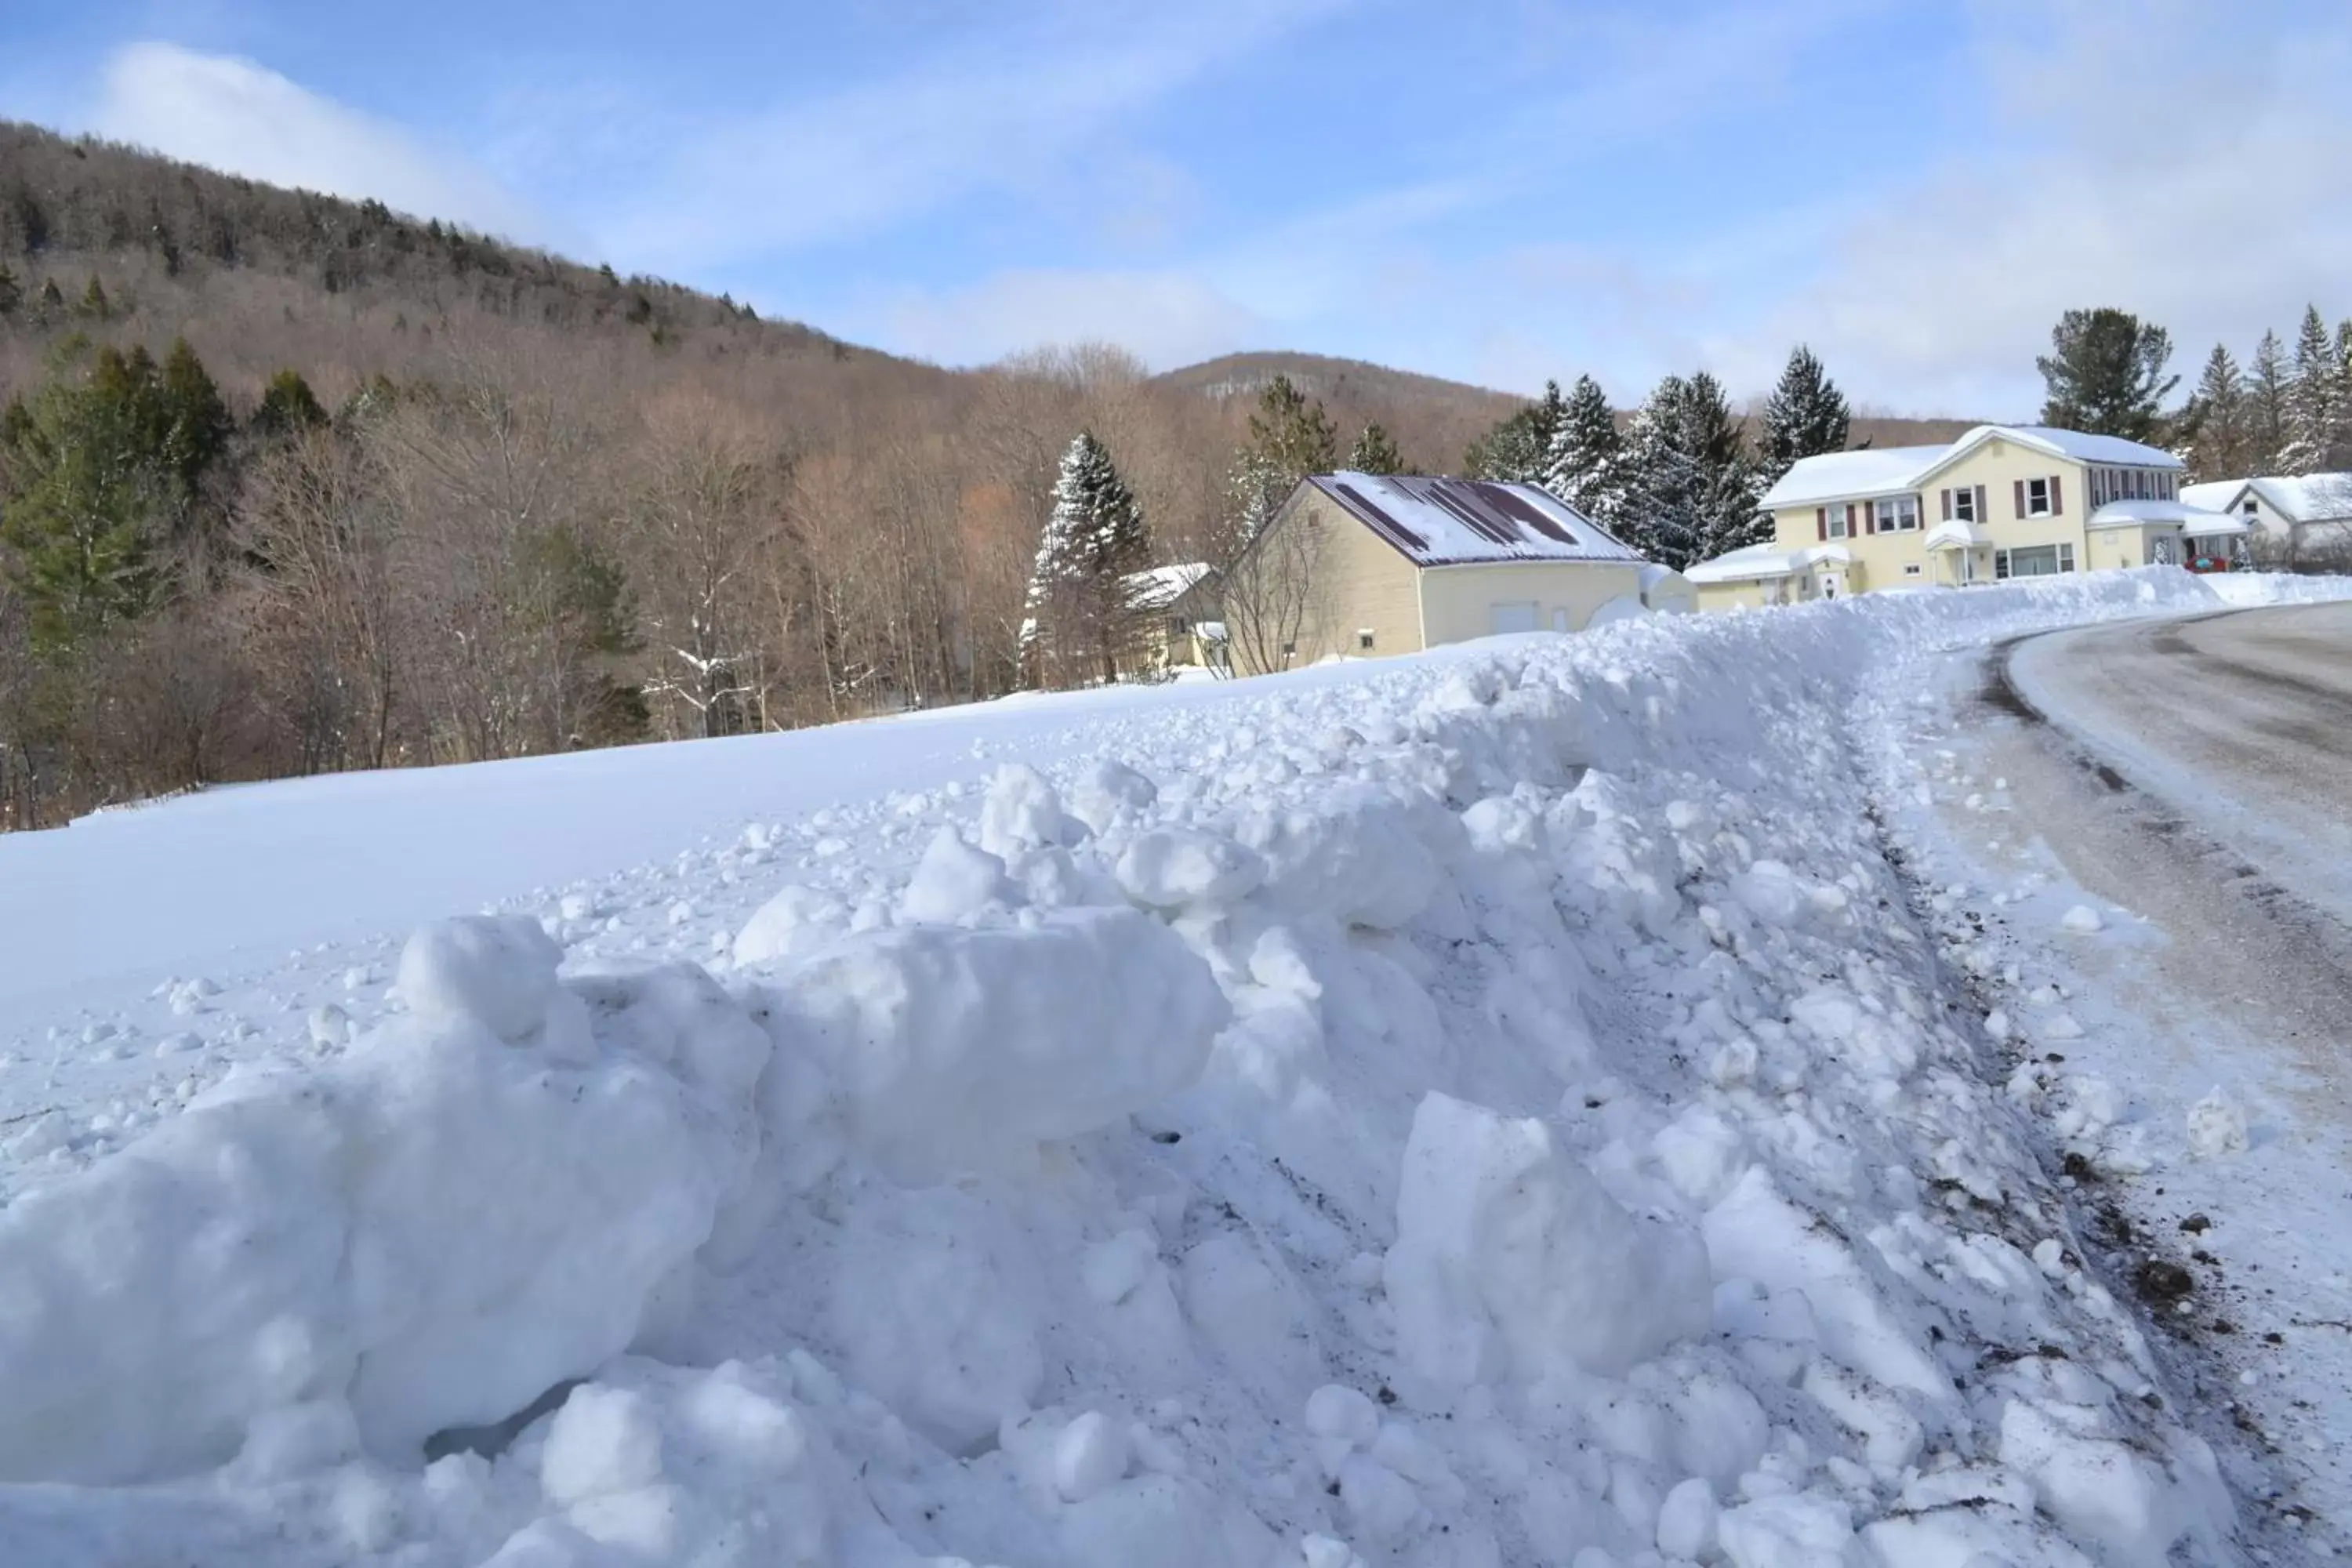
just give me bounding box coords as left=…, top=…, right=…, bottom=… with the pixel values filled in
left=1689, top=425, right=2252, bottom=608
left=1214, top=474, right=1685, bottom=674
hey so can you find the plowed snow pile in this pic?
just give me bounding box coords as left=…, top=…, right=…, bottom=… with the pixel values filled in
left=3, top=569, right=2347, bottom=1567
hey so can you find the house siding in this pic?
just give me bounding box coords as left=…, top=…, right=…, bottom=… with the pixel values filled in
left=1417, top=561, right=1647, bottom=644
left=1267, top=490, right=1425, bottom=669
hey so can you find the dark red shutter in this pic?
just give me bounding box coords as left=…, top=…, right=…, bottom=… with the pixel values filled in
left=1975, top=485, right=1987, bottom=525
left=2051, top=474, right=2063, bottom=515
left=1863, top=500, right=1875, bottom=535
left=1817, top=506, right=1827, bottom=541
left=1941, top=488, right=1952, bottom=521
left=2013, top=479, right=2026, bottom=519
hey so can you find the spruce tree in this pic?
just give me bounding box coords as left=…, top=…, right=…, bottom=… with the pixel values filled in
left=1541, top=374, right=1627, bottom=530
left=1347, top=423, right=1404, bottom=474
left=0, top=347, right=172, bottom=649
left=1221, top=376, right=1338, bottom=561
left=2035, top=307, right=2177, bottom=441
left=2283, top=303, right=2347, bottom=472
left=2245, top=329, right=2290, bottom=474
left=76, top=277, right=110, bottom=321
left=1617, top=372, right=1762, bottom=569
left=1024, top=431, right=1149, bottom=686
left=2181, top=344, right=2247, bottom=482
left=158, top=339, right=233, bottom=505
left=1465, top=379, right=1568, bottom=483
left=254, top=369, right=330, bottom=436
left=0, top=264, right=20, bottom=318
left=1759, top=346, right=1850, bottom=483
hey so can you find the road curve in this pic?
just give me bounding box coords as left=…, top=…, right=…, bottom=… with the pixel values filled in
left=2008, top=601, right=2352, bottom=927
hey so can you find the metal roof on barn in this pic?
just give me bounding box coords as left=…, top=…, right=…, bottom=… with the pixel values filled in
left=1305, top=473, right=1644, bottom=567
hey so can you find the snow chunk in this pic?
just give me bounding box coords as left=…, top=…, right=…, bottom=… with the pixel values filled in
left=764, top=907, right=1229, bottom=1185
left=542, top=1385, right=664, bottom=1507
left=395, top=914, right=564, bottom=1044
left=1068, top=758, right=1158, bottom=835
left=899, top=827, right=1020, bottom=924
left=2059, top=903, right=2105, bottom=935
left=2187, top=1087, right=2249, bottom=1159
left=1385, top=1093, right=1710, bottom=1389
left=1114, top=829, right=1266, bottom=909
left=1235, top=786, right=1439, bottom=931
left=731, top=884, right=849, bottom=967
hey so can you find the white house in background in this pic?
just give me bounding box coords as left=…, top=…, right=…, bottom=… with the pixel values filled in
left=2180, top=474, right=2352, bottom=559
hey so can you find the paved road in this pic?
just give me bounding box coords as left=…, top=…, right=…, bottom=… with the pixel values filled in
left=2009, top=601, right=2352, bottom=927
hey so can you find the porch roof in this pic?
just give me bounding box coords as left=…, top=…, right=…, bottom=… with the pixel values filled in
left=2087, top=499, right=2245, bottom=533
left=1922, top=519, right=1987, bottom=550
left=1684, top=541, right=1849, bottom=585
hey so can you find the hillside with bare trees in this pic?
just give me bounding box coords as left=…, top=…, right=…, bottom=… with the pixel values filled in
left=0, top=119, right=1974, bottom=829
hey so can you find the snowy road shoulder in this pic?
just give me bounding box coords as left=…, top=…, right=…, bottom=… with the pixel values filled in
left=1871, top=605, right=2352, bottom=1545
left=5, top=570, right=2352, bottom=1568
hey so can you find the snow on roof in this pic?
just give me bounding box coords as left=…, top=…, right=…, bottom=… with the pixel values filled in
left=1922, top=519, right=1987, bottom=550
left=1758, top=446, right=1950, bottom=509
left=1306, top=473, right=1643, bottom=567
left=2086, top=499, right=2235, bottom=531
left=2183, top=474, right=2352, bottom=524
left=1762, top=426, right=2184, bottom=511
left=1969, top=426, right=2182, bottom=467
left=1123, top=562, right=1213, bottom=611
left=1683, top=542, right=1849, bottom=584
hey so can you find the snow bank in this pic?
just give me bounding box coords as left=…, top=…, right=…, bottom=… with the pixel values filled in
left=0, top=917, right=765, bottom=1482
left=3, top=568, right=2339, bottom=1564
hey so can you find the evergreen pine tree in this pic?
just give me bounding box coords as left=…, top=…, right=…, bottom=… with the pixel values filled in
left=1347, top=423, right=1405, bottom=474
left=0, top=346, right=173, bottom=649
left=254, top=369, right=330, bottom=437
left=2035, top=307, right=2177, bottom=441
left=76, top=277, right=110, bottom=320
left=1465, top=379, right=1568, bottom=483
left=1221, top=376, right=1338, bottom=561
left=1618, top=372, right=1762, bottom=569
left=157, top=339, right=233, bottom=506
left=1759, top=346, right=1851, bottom=482
left=2181, top=344, right=2247, bottom=482
left=2244, top=329, right=2290, bottom=474
left=36, top=278, right=64, bottom=318
left=1024, top=431, right=1149, bottom=686
left=1540, top=375, right=1627, bottom=530
left=0, top=264, right=20, bottom=318
left=2283, top=303, right=2346, bottom=472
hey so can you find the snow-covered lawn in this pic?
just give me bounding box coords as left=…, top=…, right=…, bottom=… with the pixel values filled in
left=2, top=570, right=2348, bottom=1567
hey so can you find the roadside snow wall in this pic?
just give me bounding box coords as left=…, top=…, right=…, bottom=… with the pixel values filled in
left=2, top=569, right=2340, bottom=1566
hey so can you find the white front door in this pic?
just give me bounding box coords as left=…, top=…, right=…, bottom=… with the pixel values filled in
left=1820, top=571, right=1845, bottom=599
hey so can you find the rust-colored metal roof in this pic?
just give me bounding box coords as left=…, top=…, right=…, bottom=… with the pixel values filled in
left=1306, top=474, right=1642, bottom=567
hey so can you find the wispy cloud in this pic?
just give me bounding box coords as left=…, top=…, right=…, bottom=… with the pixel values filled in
left=592, top=0, right=1356, bottom=274
left=90, top=42, right=547, bottom=243
left=1771, top=0, right=2352, bottom=412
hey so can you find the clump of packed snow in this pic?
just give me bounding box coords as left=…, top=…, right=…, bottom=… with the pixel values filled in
left=2, top=568, right=2344, bottom=1566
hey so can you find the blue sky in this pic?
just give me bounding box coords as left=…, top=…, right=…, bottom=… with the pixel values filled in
left=5, top=0, right=2349, bottom=414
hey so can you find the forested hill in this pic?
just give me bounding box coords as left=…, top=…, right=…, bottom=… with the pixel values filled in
left=0, top=118, right=1972, bottom=833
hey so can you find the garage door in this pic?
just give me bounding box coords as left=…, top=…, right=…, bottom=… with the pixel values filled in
left=1488, top=601, right=1541, bottom=634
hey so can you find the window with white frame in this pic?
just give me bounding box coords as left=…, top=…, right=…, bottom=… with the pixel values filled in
left=2025, top=477, right=2053, bottom=516
left=1994, top=543, right=2076, bottom=579
left=1356, top=630, right=1376, bottom=652
left=1881, top=494, right=1920, bottom=532
left=1904, top=563, right=1922, bottom=576
left=1825, top=503, right=1852, bottom=539
left=1952, top=487, right=1976, bottom=524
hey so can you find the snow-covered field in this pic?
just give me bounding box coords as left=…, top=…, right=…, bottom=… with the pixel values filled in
left=2, top=570, right=2349, bottom=1567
